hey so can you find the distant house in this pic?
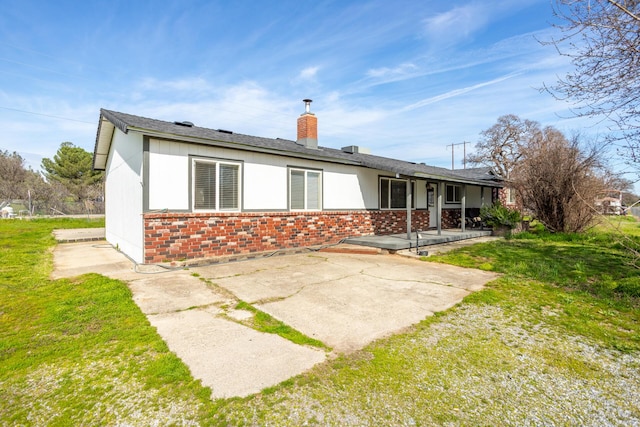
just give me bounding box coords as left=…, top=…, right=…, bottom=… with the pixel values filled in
left=595, top=190, right=623, bottom=215
left=92, top=101, right=502, bottom=264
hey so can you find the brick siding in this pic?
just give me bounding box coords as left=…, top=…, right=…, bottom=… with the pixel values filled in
left=143, top=210, right=430, bottom=263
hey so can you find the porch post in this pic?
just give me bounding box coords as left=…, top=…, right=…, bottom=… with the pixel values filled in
left=461, top=184, right=466, bottom=232
left=406, top=179, right=412, bottom=240
left=437, top=181, right=443, bottom=235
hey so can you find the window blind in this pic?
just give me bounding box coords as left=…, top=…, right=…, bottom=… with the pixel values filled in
left=219, top=163, right=239, bottom=210
left=306, top=172, right=320, bottom=210
left=194, top=162, right=216, bottom=210
left=290, top=170, right=305, bottom=210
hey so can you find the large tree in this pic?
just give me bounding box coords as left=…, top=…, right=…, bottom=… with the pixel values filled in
left=41, top=142, right=103, bottom=203
left=0, top=150, right=28, bottom=201
left=513, top=128, right=605, bottom=232
left=544, top=0, right=640, bottom=167
left=466, top=114, right=540, bottom=181
left=469, top=116, right=609, bottom=232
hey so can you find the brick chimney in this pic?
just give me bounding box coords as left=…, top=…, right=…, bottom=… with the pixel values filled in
left=296, top=99, right=318, bottom=149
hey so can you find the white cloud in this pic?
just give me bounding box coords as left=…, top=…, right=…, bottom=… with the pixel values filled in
left=131, top=81, right=297, bottom=139
left=400, top=71, right=523, bottom=112
left=298, top=66, right=319, bottom=81
left=136, top=77, right=213, bottom=94
left=422, top=3, right=490, bottom=47
left=367, top=62, right=417, bottom=79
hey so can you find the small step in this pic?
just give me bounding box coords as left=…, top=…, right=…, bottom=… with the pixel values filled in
left=318, top=244, right=383, bottom=255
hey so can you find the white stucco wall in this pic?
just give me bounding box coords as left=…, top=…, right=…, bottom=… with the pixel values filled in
left=465, top=185, right=482, bottom=207
left=143, top=138, right=491, bottom=215
left=414, top=179, right=428, bottom=209
left=146, top=139, right=384, bottom=211
left=105, top=130, right=144, bottom=263
left=148, top=150, right=189, bottom=209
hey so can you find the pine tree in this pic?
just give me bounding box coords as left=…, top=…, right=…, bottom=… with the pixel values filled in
left=41, top=142, right=103, bottom=202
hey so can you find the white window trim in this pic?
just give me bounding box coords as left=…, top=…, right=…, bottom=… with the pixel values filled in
left=379, top=177, right=416, bottom=210
left=192, top=158, right=242, bottom=212
left=289, top=168, right=323, bottom=211
left=445, top=184, right=461, bottom=204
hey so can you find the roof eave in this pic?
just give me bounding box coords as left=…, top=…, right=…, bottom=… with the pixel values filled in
left=92, top=114, right=117, bottom=171
left=125, top=126, right=363, bottom=167
left=413, top=172, right=502, bottom=187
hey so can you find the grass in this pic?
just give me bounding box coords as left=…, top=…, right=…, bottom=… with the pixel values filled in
left=234, top=301, right=330, bottom=350
left=0, top=218, right=213, bottom=425
left=426, top=216, right=640, bottom=353
left=209, top=217, right=640, bottom=425
left=1, top=216, right=639, bottom=426
left=192, top=274, right=330, bottom=350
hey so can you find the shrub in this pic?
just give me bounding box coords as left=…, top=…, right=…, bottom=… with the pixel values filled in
left=481, top=202, right=522, bottom=229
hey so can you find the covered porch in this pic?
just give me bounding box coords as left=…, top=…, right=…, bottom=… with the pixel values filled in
left=344, top=229, right=493, bottom=252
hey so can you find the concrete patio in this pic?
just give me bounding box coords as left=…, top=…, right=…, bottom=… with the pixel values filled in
left=344, top=229, right=493, bottom=251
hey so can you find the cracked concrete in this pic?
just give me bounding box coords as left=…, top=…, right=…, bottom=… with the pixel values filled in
left=192, top=252, right=499, bottom=353
left=52, top=237, right=499, bottom=397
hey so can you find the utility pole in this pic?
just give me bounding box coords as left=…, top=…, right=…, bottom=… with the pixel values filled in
left=446, top=141, right=471, bottom=170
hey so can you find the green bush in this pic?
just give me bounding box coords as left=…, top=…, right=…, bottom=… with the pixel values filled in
left=480, top=202, right=522, bottom=229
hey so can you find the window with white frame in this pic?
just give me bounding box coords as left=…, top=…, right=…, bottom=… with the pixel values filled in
left=446, top=184, right=461, bottom=203
left=289, top=168, right=322, bottom=211
left=508, top=187, right=517, bottom=204
left=192, top=159, right=241, bottom=211
left=380, top=177, right=415, bottom=209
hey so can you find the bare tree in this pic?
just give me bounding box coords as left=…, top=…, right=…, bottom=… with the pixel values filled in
left=543, top=0, right=640, bottom=168
left=0, top=150, right=28, bottom=201
left=466, top=114, right=540, bottom=181
left=513, top=128, right=606, bottom=232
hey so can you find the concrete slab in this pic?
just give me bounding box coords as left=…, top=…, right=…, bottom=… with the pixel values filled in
left=51, top=240, right=136, bottom=280
left=53, top=227, right=105, bottom=242
left=149, top=309, right=326, bottom=398
left=397, top=236, right=501, bottom=258
left=127, top=273, right=229, bottom=315
left=51, top=241, right=328, bottom=399
left=52, top=238, right=499, bottom=398
left=193, top=252, right=500, bottom=353
left=344, top=230, right=493, bottom=250
left=258, top=274, right=469, bottom=352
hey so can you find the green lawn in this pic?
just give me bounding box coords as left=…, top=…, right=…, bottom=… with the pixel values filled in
left=1, top=216, right=639, bottom=426
left=0, top=219, right=213, bottom=425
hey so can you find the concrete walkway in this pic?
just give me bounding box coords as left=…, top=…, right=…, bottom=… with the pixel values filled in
left=51, top=233, right=499, bottom=398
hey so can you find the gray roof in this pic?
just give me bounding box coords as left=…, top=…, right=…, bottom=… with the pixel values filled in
left=93, top=109, right=502, bottom=187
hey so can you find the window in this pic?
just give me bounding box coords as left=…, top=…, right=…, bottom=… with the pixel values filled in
left=290, top=168, right=322, bottom=210
left=446, top=184, right=461, bottom=203
left=508, top=187, right=517, bottom=204
left=380, top=178, right=415, bottom=209
left=193, top=159, right=241, bottom=211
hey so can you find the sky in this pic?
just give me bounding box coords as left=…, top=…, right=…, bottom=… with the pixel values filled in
left=0, top=0, right=637, bottom=191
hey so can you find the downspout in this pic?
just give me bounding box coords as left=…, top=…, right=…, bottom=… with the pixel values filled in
left=437, top=181, right=443, bottom=235
left=406, top=180, right=412, bottom=240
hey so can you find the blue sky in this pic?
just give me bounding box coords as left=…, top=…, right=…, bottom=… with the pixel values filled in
left=0, top=0, right=635, bottom=189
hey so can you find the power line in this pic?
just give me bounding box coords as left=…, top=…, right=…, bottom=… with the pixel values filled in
left=0, top=106, right=94, bottom=124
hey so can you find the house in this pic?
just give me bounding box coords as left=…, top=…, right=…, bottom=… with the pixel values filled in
left=595, top=190, right=623, bottom=215
left=92, top=100, right=503, bottom=264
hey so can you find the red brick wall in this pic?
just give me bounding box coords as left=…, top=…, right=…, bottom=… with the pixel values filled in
left=297, top=113, right=317, bottom=140
left=143, top=210, right=430, bottom=263
left=498, top=187, right=509, bottom=205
